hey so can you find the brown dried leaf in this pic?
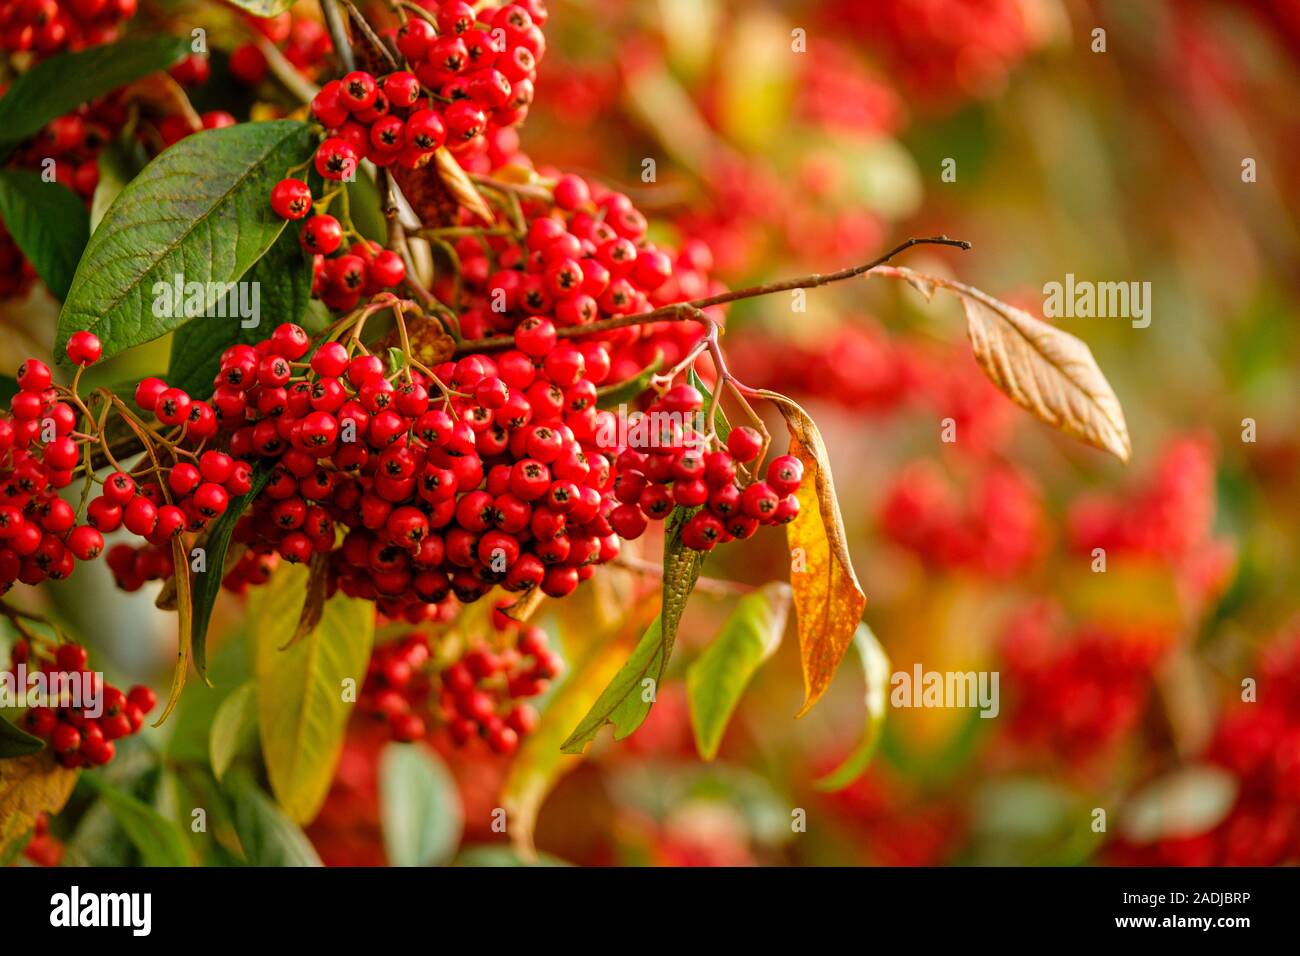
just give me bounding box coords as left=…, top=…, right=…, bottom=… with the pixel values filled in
left=433, top=147, right=494, bottom=225
left=958, top=288, right=1131, bottom=462
left=760, top=391, right=867, bottom=715
left=282, top=552, right=329, bottom=649
left=0, top=750, right=78, bottom=851
left=154, top=535, right=193, bottom=726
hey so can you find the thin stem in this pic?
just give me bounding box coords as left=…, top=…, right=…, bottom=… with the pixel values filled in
left=454, top=235, right=971, bottom=354
left=251, top=33, right=319, bottom=102
left=320, top=0, right=355, bottom=72
left=342, top=0, right=399, bottom=71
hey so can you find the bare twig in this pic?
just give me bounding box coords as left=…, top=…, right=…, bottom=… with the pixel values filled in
left=454, top=235, right=971, bottom=354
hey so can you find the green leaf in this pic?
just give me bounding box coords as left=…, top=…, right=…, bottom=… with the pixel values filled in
left=91, top=139, right=149, bottom=233
left=252, top=561, right=374, bottom=824
left=814, top=622, right=891, bottom=791
left=0, top=714, right=43, bottom=759
left=209, top=681, right=258, bottom=783
left=225, top=0, right=295, bottom=18
left=191, top=463, right=272, bottom=680
left=0, top=171, right=89, bottom=300
left=0, top=36, right=191, bottom=150
left=56, top=120, right=316, bottom=364
left=687, top=582, right=789, bottom=760
left=453, top=845, right=570, bottom=866
left=502, top=634, right=636, bottom=853
left=168, top=224, right=312, bottom=398
left=596, top=350, right=662, bottom=410
left=689, top=368, right=730, bottom=443
left=224, top=770, right=323, bottom=866
left=378, top=744, right=463, bottom=867
left=562, top=508, right=703, bottom=753
left=81, top=775, right=192, bottom=866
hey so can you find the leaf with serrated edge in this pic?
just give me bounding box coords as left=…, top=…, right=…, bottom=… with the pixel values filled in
left=378, top=744, right=463, bottom=867
left=503, top=635, right=633, bottom=855
left=688, top=583, right=789, bottom=760
left=56, top=120, right=316, bottom=363
left=760, top=391, right=866, bottom=715
left=814, top=622, right=890, bottom=791
left=0, top=171, right=89, bottom=300
left=0, top=751, right=77, bottom=852
left=252, top=562, right=374, bottom=823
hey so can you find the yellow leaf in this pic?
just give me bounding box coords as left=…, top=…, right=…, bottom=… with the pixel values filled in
left=501, top=634, right=634, bottom=858
left=251, top=562, right=374, bottom=824
left=0, top=750, right=78, bottom=851
left=760, top=391, right=867, bottom=715
left=155, top=535, right=194, bottom=726
left=434, top=147, right=494, bottom=224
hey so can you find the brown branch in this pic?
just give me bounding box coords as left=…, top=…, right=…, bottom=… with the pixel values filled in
left=453, top=235, right=971, bottom=355
left=320, top=0, right=355, bottom=72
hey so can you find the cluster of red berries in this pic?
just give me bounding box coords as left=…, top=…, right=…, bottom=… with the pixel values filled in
left=0, top=0, right=135, bottom=56
left=270, top=177, right=408, bottom=311
left=7, top=639, right=156, bottom=768
left=1068, top=436, right=1216, bottom=563
left=1109, top=633, right=1300, bottom=866
left=388, top=0, right=547, bottom=162
left=227, top=10, right=331, bottom=87
left=608, top=396, right=803, bottom=552
left=308, top=67, right=452, bottom=172
left=878, top=461, right=1046, bottom=579
left=441, top=173, right=723, bottom=381
left=826, top=0, right=1040, bottom=106
left=358, top=622, right=556, bottom=755
left=0, top=336, right=109, bottom=593
left=999, top=602, right=1170, bottom=764
left=209, top=319, right=627, bottom=617
left=87, top=376, right=255, bottom=591
left=1068, top=436, right=1235, bottom=614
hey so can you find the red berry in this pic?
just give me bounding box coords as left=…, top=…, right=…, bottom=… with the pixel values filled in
left=270, top=178, right=313, bottom=219
left=726, top=426, right=763, bottom=463
left=65, top=330, right=102, bottom=366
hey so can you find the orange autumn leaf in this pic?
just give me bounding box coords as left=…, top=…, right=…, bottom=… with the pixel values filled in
left=761, top=391, right=867, bottom=715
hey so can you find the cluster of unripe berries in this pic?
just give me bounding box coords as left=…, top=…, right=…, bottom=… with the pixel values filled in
left=358, top=622, right=556, bottom=755
left=387, top=0, right=547, bottom=162
left=0, top=0, right=136, bottom=56
left=215, top=319, right=629, bottom=619
left=0, top=334, right=108, bottom=593
left=270, top=177, right=408, bottom=311
left=608, top=393, right=803, bottom=552
left=7, top=639, right=156, bottom=768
